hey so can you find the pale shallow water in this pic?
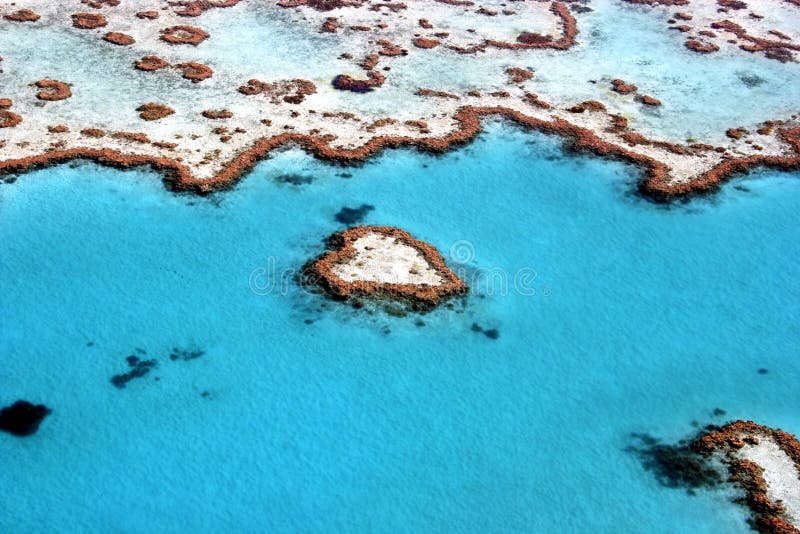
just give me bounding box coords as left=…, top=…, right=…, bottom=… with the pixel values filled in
left=1, top=0, right=798, bottom=139
left=1, top=123, right=798, bottom=532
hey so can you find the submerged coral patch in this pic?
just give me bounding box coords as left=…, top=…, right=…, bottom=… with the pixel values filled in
left=334, top=204, right=374, bottom=224
left=626, top=430, right=724, bottom=493
left=110, top=357, right=158, bottom=388
left=0, top=400, right=51, bottom=436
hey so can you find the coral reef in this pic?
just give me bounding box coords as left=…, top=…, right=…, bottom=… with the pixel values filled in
left=304, top=226, right=467, bottom=307
left=136, top=103, right=175, bottom=121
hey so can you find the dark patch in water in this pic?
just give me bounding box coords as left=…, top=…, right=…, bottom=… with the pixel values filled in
left=338, top=172, right=353, bottom=179
left=111, top=358, right=158, bottom=388
left=712, top=407, right=726, bottom=417
left=471, top=322, right=500, bottom=340
left=484, top=328, right=500, bottom=340
left=169, top=347, right=205, bottom=361
left=86, top=341, right=95, bottom=347
left=625, top=431, right=723, bottom=494
left=0, top=400, right=51, bottom=437
left=383, top=304, right=407, bottom=318
left=414, top=319, right=426, bottom=327
left=757, top=368, right=769, bottom=374
left=335, top=204, right=375, bottom=225
left=737, top=72, right=766, bottom=88
left=733, top=185, right=751, bottom=192
left=275, top=174, right=314, bottom=186
left=304, top=318, right=314, bottom=325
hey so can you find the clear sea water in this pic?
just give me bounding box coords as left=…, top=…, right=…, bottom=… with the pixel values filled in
left=2, top=122, right=799, bottom=532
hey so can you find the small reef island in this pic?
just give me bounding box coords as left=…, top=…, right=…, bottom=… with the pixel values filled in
left=694, top=421, right=800, bottom=533
left=305, top=226, right=467, bottom=308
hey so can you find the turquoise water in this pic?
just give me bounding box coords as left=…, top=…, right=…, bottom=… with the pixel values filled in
left=1, top=123, right=799, bottom=532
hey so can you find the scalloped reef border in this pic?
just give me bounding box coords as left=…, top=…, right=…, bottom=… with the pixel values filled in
left=1, top=107, right=798, bottom=201
left=693, top=420, right=800, bottom=534
left=303, top=225, right=467, bottom=307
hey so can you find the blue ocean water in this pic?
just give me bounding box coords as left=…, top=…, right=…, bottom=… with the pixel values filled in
left=1, top=123, right=799, bottom=532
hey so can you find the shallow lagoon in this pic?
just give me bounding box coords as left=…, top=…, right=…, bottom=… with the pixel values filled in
left=1, top=123, right=799, bottom=532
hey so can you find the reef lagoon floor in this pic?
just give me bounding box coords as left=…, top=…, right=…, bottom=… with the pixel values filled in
left=2, top=124, right=799, bottom=532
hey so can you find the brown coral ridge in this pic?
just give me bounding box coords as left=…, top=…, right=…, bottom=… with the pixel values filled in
left=4, top=9, right=40, bottom=22
left=331, top=71, right=385, bottom=92
left=413, top=37, right=440, bottom=49
left=103, top=32, right=135, bottom=45
left=134, top=57, right=213, bottom=82
left=81, top=0, right=120, bottom=7
left=171, top=0, right=241, bottom=17
left=34, top=80, right=72, bottom=101
left=416, top=88, right=459, bottom=99
left=639, top=95, right=662, bottom=106
left=443, top=2, right=577, bottom=54
left=135, top=56, right=170, bottom=71
left=136, top=10, right=160, bottom=19
left=136, top=103, right=175, bottom=121
left=1, top=107, right=798, bottom=202
left=685, top=39, right=720, bottom=53
left=202, top=109, right=233, bottom=119
left=239, top=79, right=317, bottom=103
left=175, top=62, right=213, bottom=82
left=489, top=2, right=578, bottom=50
left=710, top=20, right=799, bottom=62
left=0, top=109, right=22, bottom=128
left=80, top=128, right=107, bottom=138
left=304, top=226, right=467, bottom=307
left=71, top=13, right=107, bottom=29
left=568, top=100, right=606, bottom=113
left=377, top=39, right=407, bottom=57
left=506, top=67, right=534, bottom=83
left=277, top=0, right=365, bottom=10
left=611, top=79, right=637, bottom=94
left=160, top=25, right=209, bottom=45
left=622, top=0, right=689, bottom=5
left=693, top=421, right=800, bottom=534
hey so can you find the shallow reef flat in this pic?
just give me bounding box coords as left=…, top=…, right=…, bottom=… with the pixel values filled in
left=0, top=0, right=798, bottom=200
left=694, top=421, right=800, bottom=533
